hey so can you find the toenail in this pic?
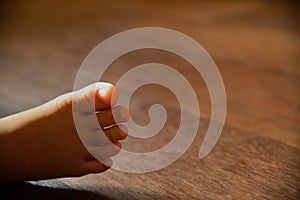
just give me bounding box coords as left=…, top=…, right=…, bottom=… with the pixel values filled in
left=98, top=87, right=109, bottom=98
left=119, top=125, right=128, bottom=133
left=119, top=129, right=126, bottom=138
left=119, top=109, right=128, bottom=120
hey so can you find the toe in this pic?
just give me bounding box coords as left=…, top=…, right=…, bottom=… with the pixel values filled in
left=103, top=125, right=128, bottom=142
left=95, top=82, right=118, bottom=111
left=96, top=105, right=130, bottom=128
left=72, top=82, right=118, bottom=113
left=83, top=159, right=112, bottom=174
left=88, top=141, right=122, bottom=159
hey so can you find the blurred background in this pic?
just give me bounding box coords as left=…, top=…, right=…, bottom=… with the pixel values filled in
left=0, top=0, right=299, bottom=199
left=0, top=0, right=298, bottom=145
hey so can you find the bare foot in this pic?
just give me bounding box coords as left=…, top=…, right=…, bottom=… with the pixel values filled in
left=0, top=82, right=130, bottom=183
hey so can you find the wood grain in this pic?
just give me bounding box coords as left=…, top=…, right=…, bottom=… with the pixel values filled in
left=0, top=0, right=299, bottom=199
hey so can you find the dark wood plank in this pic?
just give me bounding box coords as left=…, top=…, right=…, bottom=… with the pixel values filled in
left=3, top=121, right=298, bottom=199
left=0, top=0, right=299, bottom=199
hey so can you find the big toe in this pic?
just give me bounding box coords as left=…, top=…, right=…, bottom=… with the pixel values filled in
left=73, top=82, right=118, bottom=112
left=96, top=82, right=118, bottom=110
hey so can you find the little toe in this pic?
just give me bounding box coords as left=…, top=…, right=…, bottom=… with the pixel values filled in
left=88, top=141, right=122, bottom=159
left=83, top=159, right=111, bottom=174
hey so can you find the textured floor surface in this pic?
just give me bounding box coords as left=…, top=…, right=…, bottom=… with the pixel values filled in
left=0, top=0, right=299, bottom=199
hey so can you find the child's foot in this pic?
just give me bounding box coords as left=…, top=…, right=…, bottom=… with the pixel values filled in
left=0, top=82, right=130, bottom=183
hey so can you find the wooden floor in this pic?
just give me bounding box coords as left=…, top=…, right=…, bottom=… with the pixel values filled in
left=0, top=0, right=299, bottom=199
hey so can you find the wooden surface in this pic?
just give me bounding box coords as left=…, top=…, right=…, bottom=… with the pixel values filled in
left=0, top=0, right=299, bottom=199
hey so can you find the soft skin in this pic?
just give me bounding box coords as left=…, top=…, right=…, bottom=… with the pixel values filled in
left=0, top=82, right=130, bottom=183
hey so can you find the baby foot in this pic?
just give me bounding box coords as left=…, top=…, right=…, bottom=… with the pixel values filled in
left=0, top=82, right=130, bottom=183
